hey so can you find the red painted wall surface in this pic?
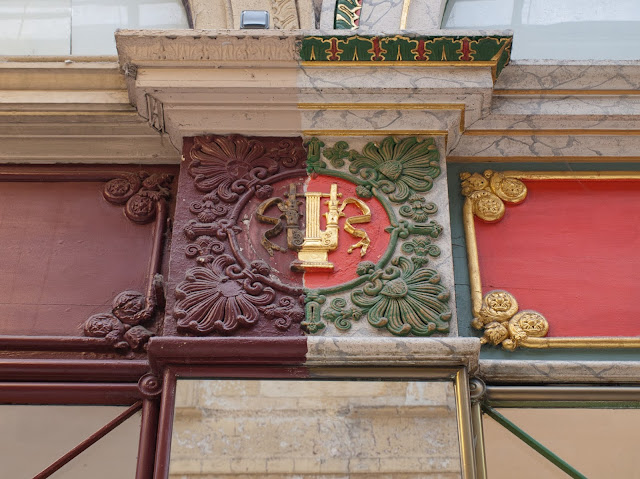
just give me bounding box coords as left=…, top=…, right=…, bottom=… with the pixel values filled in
left=475, top=179, right=640, bottom=337
left=0, top=182, right=153, bottom=336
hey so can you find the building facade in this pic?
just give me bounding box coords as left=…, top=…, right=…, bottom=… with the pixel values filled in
left=2, top=1, right=640, bottom=478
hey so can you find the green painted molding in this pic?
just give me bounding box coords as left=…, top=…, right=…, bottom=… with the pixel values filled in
left=301, top=35, right=513, bottom=79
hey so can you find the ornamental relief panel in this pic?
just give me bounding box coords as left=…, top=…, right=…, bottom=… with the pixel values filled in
left=167, top=134, right=457, bottom=338
left=0, top=166, right=176, bottom=359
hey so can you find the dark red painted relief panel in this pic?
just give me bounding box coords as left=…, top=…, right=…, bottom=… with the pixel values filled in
left=0, top=165, right=177, bottom=359
left=475, top=179, right=640, bottom=337
left=164, top=135, right=308, bottom=337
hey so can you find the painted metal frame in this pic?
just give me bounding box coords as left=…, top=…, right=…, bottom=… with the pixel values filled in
left=148, top=337, right=477, bottom=479
left=474, top=382, right=640, bottom=479
left=461, top=170, right=640, bottom=350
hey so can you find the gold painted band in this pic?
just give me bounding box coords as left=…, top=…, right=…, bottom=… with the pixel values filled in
left=455, top=368, right=477, bottom=479
left=400, top=0, right=411, bottom=29
left=523, top=337, right=640, bottom=348
left=471, top=402, right=487, bottom=479
left=494, top=89, right=640, bottom=96
left=448, top=156, right=640, bottom=163
left=465, top=129, right=640, bottom=136
left=302, top=129, right=448, bottom=136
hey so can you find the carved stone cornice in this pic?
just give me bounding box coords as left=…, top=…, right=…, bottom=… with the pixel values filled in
left=115, top=31, right=508, bottom=152
left=0, top=61, right=179, bottom=164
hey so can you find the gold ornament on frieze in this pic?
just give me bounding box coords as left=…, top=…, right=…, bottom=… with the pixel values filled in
left=473, top=290, right=548, bottom=350
left=460, top=170, right=527, bottom=223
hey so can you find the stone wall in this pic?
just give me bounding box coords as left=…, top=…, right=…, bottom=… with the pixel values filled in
left=170, top=379, right=461, bottom=478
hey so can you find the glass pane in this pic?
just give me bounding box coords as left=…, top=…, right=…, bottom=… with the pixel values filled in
left=71, top=0, right=189, bottom=55
left=0, top=0, right=71, bottom=55
left=0, top=405, right=140, bottom=478
left=484, top=408, right=640, bottom=478
left=170, top=379, right=461, bottom=478
left=442, top=0, right=640, bottom=60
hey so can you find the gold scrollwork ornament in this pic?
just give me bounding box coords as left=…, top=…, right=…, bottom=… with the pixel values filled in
left=460, top=170, right=527, bottom=222
left=473, top=290, right=548, bottom=350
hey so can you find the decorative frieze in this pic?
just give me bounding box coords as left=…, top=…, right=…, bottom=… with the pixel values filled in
left=171, top=134, right=454, bottom=338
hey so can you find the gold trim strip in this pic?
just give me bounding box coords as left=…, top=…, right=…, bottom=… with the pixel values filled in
left=455, top=369, right=476, bottom=479
left=471, top=402, right=487, bottom=479
left=463, top=199, right=483, bottom=317
left=299, top=103, right=465, bottom=132
left=448, top=155, right=640, bottom=163
left=462, top=169, right=640, bottom=350
left=302, top=61, right=496, bottom=68
left=303, top=129, right=448, bottom=136
left=509, top=171, right=640, bottom=180
left=400, top=0, right=411, bottom=29
left=465, top=129, right=640, bottom=136
left=523, top=337, right=640, bottom=348
left=299, top=103, right=464, bottom=111
left=494, top=89, right=640, bottom=96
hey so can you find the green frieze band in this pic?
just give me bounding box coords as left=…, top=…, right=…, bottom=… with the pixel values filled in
left=301, top=35, right=513, bottom=79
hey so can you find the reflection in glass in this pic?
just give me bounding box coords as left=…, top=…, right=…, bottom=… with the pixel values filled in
left=0, top=405, right=140, bottom=478
left=442, top=0, right=640, bottom=60
left=0, top=0, right=189, bottom=56
left=483, top=408, right=640, bottom=478
left=170, top=379, right=460, bottom=478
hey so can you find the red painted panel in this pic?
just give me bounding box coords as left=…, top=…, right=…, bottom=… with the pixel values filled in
left=0, top=182, right=153, bottom=336
left=475, top=180, right=640, bottom=337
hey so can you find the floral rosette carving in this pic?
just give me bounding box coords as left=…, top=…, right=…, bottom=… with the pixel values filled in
left=103, top=171, right=172, bottom=224
left=351, top=257, right=451, bottom=336
left=175, top=134, right=451, bottom=338
left=83, top=290, right=156, bottom=352
left=460, top=170, right=527, bottom=222
left=174, top=135, right=308, bottom=336
left=175, top=255, right=277, bottom=335
left=296, top=136, right=452, bottom=337
left=348, top=136, right=441, bottom=202
left=473, top=290, right=548, bottom=350
left=189, top=135, right=281, bottom=200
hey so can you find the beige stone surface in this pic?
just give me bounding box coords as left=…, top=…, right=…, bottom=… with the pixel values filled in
left=170, top=379, right=461, bottom=478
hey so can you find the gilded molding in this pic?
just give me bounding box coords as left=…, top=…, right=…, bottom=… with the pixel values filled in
left=461, top=169, right=640, bottom=350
